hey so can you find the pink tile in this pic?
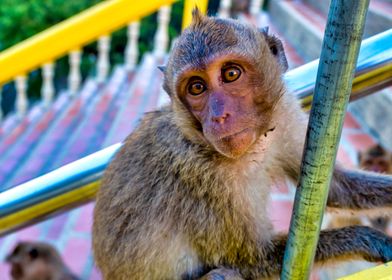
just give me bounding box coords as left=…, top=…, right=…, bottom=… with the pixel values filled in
left=62, top=238, right=90, bottom=276
left=47, top=213, right=70, bottom=240
left=90, top=266, right=103, bottom=280
left=343, top=113, right=361, bottom=129
left=269, top=200, right=294, bottom=233
left=0, top=263, right=11, bottom=280
left=337, top=148, right=354, bottom=168
left=74, top=203, right=95, bottom=233
left=345, top=133, right=376, bottom=151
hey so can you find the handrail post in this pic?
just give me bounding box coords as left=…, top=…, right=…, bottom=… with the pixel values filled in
left=281, top=1, right=370, bottom=279
left=182, top=0, right=208, bottom=30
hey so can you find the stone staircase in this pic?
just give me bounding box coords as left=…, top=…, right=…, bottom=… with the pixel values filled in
left=269, top=0, right=392, bottom=150
left=0, top=1, right=391, bottom=279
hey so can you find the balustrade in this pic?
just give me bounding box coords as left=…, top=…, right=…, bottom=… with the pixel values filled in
left=154, top=6, right=172, bottom=58
left=68, top=50, right=82, bottom=95
left=15, top=76, right=28, bottom=117
left=218, top=0, right=232, bottom=18
left=125, top=22, right=141, bottom=71
left=42, top=63, right=55, bottom=107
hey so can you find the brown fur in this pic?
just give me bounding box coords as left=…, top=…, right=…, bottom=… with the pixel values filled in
left=93, top=11, right=392, bottom=280
left=5, top=241, right=79, bottom=280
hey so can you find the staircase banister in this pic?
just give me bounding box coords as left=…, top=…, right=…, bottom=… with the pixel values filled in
left=0, top=29, right=391, bottom=237
left=0, top=0, right=177, bottom=87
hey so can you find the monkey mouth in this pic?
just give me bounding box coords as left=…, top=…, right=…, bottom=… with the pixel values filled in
left=11, top=264, right=24, bottom=278
left=211, top=128, right=256, bottom=158
left=219, top=128, right=252, bottom=140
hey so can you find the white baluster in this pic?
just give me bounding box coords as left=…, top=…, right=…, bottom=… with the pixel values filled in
left=125, top=22, right=140, bottom=71
left=154, top=5, right=172, bottom=58
left=68, top=50, right=82, bottom=96
left=97, top=35, right=111, bottom=83
left=15, top=75, right=28, bottom=117
left=42, top=62, right=55, bottom=107
left=250, top=0, right=264, bottom=16
left=218, top=0, right=232, bottom=18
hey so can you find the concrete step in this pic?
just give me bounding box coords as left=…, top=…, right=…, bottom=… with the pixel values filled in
left=302, top=0, right=392, bottom=38
left=103, top=53, right=164, bottom=146
left=0, top=92, right=69, bottom=187
left=51, top=66, right=131, bottom=169
left=3, top=79, right=98, bottom=189
left=268, top=0, right=392, bottom=153
left=0, top=104, right=44, bottom=157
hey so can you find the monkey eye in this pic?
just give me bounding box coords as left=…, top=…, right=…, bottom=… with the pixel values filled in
left=188, top=80, right=206, bottom=96
left=222, top=66, right=242, bottom=83
left=28, top=248, right=39, bottom=260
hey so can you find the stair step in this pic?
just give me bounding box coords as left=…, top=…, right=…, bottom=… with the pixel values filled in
left=252, top=12, right=305, bottom=69
left=3, top=79, right=98, bottom=189
left=0, top=93, right=69, bottom=187
left=52, top=66, right=131, bottom=168
left=268, top=0, right=324, bottom=61
left=103, top=53, right=163, bottom=146
left=0, top=104, right=44, bottom=157
left=302, top=0, right=392, bottom=38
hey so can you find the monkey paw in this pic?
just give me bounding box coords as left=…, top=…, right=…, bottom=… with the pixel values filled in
left=198, top=268, right=244, bottom=280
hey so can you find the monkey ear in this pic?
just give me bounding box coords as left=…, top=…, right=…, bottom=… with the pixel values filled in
left=260, top=27, right=289, bottom=72
left=158, top=66, right=166, bottom=73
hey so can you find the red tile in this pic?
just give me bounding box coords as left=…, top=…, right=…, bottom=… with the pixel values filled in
left=343, top=113, right=361, bottom=129
left=0, top=263, right=11, bottom=280
left=62, top=238, right=90, bottom=276
left=74, top=203, right=95, bottom=233
left=269, top=200, right=294, bottom=233
left=337, top=148, right=354, bottom=168
left=90, top=266, right=102, bottom=280
left=345, top=133, right=375, bottom=151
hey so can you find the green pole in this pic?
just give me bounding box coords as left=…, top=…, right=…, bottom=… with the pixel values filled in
left=281, top=0, right=370, bottom=279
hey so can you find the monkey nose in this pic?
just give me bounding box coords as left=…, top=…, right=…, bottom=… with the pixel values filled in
left=211, top=113, right=230, bottom=124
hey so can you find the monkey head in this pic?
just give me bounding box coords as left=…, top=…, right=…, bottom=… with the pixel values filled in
left=162, top=9, right=288, bottom=158
left=5, top=241, right=64, bottom=280
left=359, top=144, right=392, bottom=173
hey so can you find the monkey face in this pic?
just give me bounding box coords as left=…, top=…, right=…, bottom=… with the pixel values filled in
left=176, top=55, right=276, bottom=158
left=5, top=242, right=62, bottom=280
left=163, top=10, right=287, bottom=158
left=359, top=145, right=392, bottom=173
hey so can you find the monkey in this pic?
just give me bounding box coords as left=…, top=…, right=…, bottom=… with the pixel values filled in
left=5, top=241, right=79, bottom=280
left=359, top=144, right=392, bottom=174
left=329, top=144, right=392, bottom=232
left=93, top=10, right=392, bottom=280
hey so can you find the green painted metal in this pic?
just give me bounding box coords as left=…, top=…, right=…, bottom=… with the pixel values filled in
left=281, top=0, right=370, bottom=279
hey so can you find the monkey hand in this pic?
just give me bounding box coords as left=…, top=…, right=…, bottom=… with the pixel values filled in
left=198, top=268, right=244, bottom=280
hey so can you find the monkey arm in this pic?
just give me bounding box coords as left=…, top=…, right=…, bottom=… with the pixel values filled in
left=328, top=166, right=392, bottom=212
left=258, top=226, right=392, bottom=278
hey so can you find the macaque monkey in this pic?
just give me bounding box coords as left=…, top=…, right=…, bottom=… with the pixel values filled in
left=5, top=241, right=79, bottom=280
left=329, top=145, right=392, bottom=232
left=93, top=10, right=392, bottom=280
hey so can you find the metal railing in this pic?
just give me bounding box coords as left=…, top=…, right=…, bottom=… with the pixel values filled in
left=0, top=28, right=391, bottom=236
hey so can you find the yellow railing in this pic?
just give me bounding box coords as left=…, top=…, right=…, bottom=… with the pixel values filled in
left=0, top=0, right=177, bottom=87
